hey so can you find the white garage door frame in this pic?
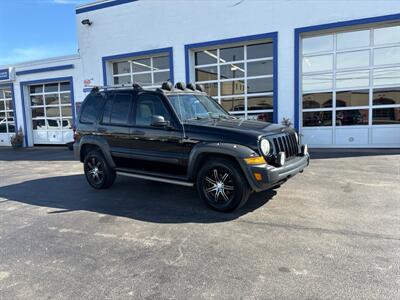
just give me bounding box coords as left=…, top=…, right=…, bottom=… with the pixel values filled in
left=295, top=13, right=400, bottom=148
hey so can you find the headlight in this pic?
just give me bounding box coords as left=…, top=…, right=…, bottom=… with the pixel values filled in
left=294, top=131, right=299, bottom=144
left=260, top=139, right=271, bottom=156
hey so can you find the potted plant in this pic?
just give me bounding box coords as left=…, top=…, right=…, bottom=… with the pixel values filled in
left=10, top=127, right=24, bottom=149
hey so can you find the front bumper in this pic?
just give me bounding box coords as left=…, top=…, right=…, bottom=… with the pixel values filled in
left=242, top=153, right=310, bottom=192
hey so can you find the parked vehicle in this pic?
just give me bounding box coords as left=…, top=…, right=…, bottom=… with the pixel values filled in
left=74, top=82, right=309, bottom=212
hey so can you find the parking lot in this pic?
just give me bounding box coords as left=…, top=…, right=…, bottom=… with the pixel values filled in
left=0, top=147, right=399, bottom=299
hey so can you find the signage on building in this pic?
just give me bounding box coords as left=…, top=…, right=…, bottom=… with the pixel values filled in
left=0, top=68, right=10, bottom=81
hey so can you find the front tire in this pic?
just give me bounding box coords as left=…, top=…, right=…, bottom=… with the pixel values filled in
left=196, top=158, right=250, bottom=212
left=83, top=149, right=116, bottom=189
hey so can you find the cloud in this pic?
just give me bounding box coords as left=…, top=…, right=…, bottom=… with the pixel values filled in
left=0, top=45, right=77, bottom=66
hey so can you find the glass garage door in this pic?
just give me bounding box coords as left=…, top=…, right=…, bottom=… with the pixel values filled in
left=0, top=87, right=15, bottom=146
left=301, top=24, right=400, bottom=147
left=193, top=41, right=275, bottom=123
left=29, top=82, right=73, bottom=145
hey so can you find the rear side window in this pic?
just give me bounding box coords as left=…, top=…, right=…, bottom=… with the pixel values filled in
left=80, top=94, right=104, bottom=124
left=102, top=93, right=133, bottom=126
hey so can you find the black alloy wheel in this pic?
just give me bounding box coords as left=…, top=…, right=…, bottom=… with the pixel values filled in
left=84, top=150, right=116, bottom=189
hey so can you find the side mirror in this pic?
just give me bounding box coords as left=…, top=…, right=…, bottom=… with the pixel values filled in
left=150, top=115, right=170, bottom=127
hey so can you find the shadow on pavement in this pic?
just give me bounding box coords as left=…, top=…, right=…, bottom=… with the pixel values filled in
left=310, top=148, right=400, bottom=159
left=0, top=147, right=74, bottom=161
left=0, top=174, right=276, bottom=224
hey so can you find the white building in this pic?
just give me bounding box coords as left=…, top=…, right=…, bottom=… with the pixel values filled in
left=1, top=0, right=400, bottom=148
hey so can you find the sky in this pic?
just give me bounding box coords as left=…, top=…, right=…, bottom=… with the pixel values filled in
left=0, top=0, right=89, bottom=66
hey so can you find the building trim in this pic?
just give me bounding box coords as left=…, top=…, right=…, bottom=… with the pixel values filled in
left=0, top=82, right=18, bottom=136
left=184, top=31, right=279, bottom=123
left=76, top=0, right=138, bottom=14
left=19, top=76, right=75, bottom=147
left=101, top=47, right=174, bottom=86
left=294, top=12, right=400, bottom=130
left=15, top=64, right=74, bottom=76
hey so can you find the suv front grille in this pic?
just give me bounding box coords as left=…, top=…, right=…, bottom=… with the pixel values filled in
left=271, top=132, right=299, bottom=160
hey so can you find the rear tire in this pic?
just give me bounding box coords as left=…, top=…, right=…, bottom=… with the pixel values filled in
left=196, top=158, right=250, bottom=212
left=83, top=149, right=116, bottom=189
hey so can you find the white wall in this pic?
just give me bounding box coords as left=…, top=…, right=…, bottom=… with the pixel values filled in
left=76, top=0, right=400, bottom=125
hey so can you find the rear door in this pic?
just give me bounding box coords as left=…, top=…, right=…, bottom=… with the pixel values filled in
left=98, top=92, right=134, bottom=167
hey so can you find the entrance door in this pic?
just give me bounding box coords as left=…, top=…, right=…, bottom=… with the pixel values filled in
left=29, top=81, right=73, bottom=145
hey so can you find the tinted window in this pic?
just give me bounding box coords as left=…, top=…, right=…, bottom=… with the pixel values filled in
left=80, top=94, right=105, bottom=124
left=135, top=94, right=170, bottom=126
left=108, top=94, right=133, bottom=125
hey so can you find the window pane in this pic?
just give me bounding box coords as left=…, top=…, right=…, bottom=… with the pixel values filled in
left=80, top=94, right=104, bottom=124
left=303, top=111, right=332, bottom=127
left=60, top=93, right=71, bottom=104
left=247, top=112, right=273, bottom=122
left=247, top=43, right=273, bottom=59
left=336, top=109, right=368, bottom=126
left=221, top=97, right=244, bottom=112
left=45, top=94, right=59, bottom=106
left=30, top=95, right=44, bottom=106
left=220, top=63, right=244, bottom=79
left=60, top=82, right=70, bottom=92
left=337, top=50, right=370, bottom=69
left=195, top=50, right=217, bottom=65
left=32, top=119, right=46, bottom=130
left=45, top=83, right=58, bottom=93
left=61, top=118, right=72, bottom=129
left=302, top=54, right=333, bottom=73
left=0, top=90, right=4, bottom=99
left=247, top=77, right=273, bottom=94
left=336, top=30, right=370, bottom=50
left=31, top=107, right=45, bottom=118
left=374, top=46, right=400, bottom=66
left=373, top=67, right=400, bottom=86
left=5, top=100, right=13, bottom=110
left=132, top=58, right=151, bottom=72
left=302, top=34, right=333, bottom=54
left=302, top=73, right=332, bottom=91
left=135, top=94, right=170, bottom=126
left=113, top=61, right=130, bottom=74
left=47, top=118, right=61, bottom=129
left=113, top=76, right=131, bottom=85
left=30, top=85, right=43, bottom=94
left=221, top=80, right=245, bottom=96
left=61, top=106, right=72, bottom=117
left=373, top=88, right=400, bottom=105
left=195, top=66, right=218, bottom=81
left=248, top=95, right=273, bottom=110
left=302, top=92, right=332, bottom=109
left=0, top=101, right=4, bottom=110
left=132, top=73, right=152, bottom=86
left=46, top=106, right=60, bottom=118
left=202, top=82, right=218, bottom=97
left=220, top=46, right=244, bottom=62
left=154, top=71, right=170, bottom=85
left=336, top=70, right=369, bottom=89
left=374, top=25, right=400, bottom=45
left=247, top=60, right=273, bottom=76
left=8, top=122, right=15, bottom=133
left=4, top=90, right=11, bottom=99
left=110, top=94, right=132, bottom=125
left=373, top=107, right=400, bottom=124
left=152, top=56, right=169, bottom=70
left=336, top=90, right=369, bottom=107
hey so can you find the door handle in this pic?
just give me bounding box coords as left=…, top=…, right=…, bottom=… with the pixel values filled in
left=133, top=130, right=145, bottom=136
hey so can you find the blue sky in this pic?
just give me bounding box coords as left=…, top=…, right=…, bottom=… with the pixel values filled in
left=0, top=0, right=89, bottom=66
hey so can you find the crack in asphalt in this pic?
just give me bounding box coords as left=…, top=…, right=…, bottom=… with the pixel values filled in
left=238, top=219, right=400, bottom=241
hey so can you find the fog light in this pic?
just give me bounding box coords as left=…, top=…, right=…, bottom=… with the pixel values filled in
left=277, top=152, right=286, bottom=166
left=253, top=172, right=263, bottom=181
left=302, top=144, right=308, bottom=156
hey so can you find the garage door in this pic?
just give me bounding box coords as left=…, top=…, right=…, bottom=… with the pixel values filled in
left=29, top=81, right=73, bottom=145
left=300, top=24, right=400, bottom=147
left=0, top=86, right=15, bottom=146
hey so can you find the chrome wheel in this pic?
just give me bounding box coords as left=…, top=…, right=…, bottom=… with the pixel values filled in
left=86, top=157, right=104, bottom=184
left=203, top=168, right=235, bottom=203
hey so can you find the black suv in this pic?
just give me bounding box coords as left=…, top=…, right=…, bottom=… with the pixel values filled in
left=74, top=82, right=309, bottom=212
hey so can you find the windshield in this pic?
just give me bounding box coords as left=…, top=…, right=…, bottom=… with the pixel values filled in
left=168, top=94, right=234, bottom=121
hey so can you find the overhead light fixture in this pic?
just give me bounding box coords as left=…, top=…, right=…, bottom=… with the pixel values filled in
left=81, top=19, right=92, bottom=26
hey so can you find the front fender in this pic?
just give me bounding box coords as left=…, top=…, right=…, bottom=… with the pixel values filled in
left=187, top=142, right=260, bottom=190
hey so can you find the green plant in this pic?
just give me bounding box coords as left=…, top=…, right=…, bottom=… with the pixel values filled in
left=10, top=127, right=24, bottom=147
